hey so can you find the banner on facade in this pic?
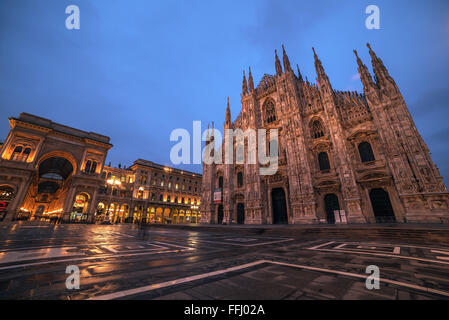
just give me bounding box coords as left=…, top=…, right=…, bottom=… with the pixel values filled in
left=213, top=190, right=222, bottom=203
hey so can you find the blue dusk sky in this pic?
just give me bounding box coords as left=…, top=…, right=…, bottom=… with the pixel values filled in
left=0, top=0, right=448, bottom=182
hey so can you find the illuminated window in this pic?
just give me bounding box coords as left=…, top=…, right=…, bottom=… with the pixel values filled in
left=91, top=161, right=97, bottom=173
left=10, top=146, right=31, bottom=162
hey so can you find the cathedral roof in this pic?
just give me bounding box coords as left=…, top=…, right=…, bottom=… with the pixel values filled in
left=256, top=74, right=276, bottom=92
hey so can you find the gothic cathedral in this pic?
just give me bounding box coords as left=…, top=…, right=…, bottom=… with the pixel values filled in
left=200, top=44, right=449, bottom=225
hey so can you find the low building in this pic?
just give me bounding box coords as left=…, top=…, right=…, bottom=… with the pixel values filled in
left=97, top=160, right=202, bottom=224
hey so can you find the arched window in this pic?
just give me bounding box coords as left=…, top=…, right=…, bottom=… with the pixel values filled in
left=10, top=146, right=33, bottom=162
left=90, top=161, right=97, bottom=173
left=107, top=172, right=112, bottom=179
left=85, top=160, right=92, bottom=173
left=312, top=120, right=325, bottom=139
left=101, top=171, right=106, bottom=179
left=218, top=176, right=223, bottom=189
left=10, top=146, right=23, bottom=161
left=263, top=100, right=277, bottom=124
left=318, top=152, right=330, bottom=171
left=358, top=142, right=375, bottom=163
left=22, top=148, right=31, bottom=161
left=237, top=172, right=243, bottom=187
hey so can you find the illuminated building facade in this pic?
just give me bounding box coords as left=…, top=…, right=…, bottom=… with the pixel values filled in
left=0, top=113, right=202, bottom=224
left=97, top=159, right=202, bottom=224
left=201, top=44, right=449, bottom=225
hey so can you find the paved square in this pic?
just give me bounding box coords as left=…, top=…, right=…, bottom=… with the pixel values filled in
left=1, top=223, right=449, bottom=300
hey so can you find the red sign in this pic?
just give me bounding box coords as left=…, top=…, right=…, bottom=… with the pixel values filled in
left=0, top=201, right=8, bottom=212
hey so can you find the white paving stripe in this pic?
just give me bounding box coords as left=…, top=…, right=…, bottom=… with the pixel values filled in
left=308, top=241, right=335, bottom=250
left=88, top=259, right=449, bottom=300
left=311, top=247, right=449, bottom=266
left=431, top=249, right=449, bottom=256
left=196, top=238, right=295, bottom=247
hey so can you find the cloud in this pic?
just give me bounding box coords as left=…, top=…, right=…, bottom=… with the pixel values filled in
left=351, top=73, right=360, bottom=81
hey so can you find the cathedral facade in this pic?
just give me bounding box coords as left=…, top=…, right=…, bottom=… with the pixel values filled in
left=200, top=44, right=449, bottom=225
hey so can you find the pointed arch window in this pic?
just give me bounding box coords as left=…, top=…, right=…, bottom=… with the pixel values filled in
left=318, top=152, right=330, bottom=171
left=237, top=172, right=243, bottom=187
left=263, top=100, right=277, bottom=124
left=312, top=120, right=325, bottom=139
left=358, top=142, right=375, bottom=163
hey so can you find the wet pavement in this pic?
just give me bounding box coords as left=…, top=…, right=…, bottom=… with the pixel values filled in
left=1, top=223, right=449, bottom=300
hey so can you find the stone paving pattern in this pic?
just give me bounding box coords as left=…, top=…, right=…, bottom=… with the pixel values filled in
left=0, top=223, right=448, bottom=300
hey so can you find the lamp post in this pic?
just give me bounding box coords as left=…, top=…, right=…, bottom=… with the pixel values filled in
left=105, top=178, right=121, bottom=223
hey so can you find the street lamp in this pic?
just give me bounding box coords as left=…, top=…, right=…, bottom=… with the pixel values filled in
left=105, top=178, right=121, bottom=223
left=190, top=204, right=199, bottom=223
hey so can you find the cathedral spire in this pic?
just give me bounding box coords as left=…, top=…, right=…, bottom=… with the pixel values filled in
left=242, top=70, right=248, bottom=95
left=297, top=64, right=303, bottom=82
left=275, top=49, right=283, bottom=76
left=225, top=97, right=231, bottom=127
left=312, top=47, right=330, bottom=86
left=353, top=49, right=376, bottom=90
left=367, top=43, right=398, bottom=93
left=282, top=44, right=292, bottom=73
left=312, top=47, right=324, bottom=77
left=248, top=66, right=255, bottom=92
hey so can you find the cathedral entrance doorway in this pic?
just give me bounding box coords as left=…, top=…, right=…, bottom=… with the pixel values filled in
left=237, top=203, right=245, bottom=224
left=217, top=205, right=223, bottom=224
left=369, top=188, right=396, bottom=223
left=324, top=194, right=340, bottom=224
left=272, top=188, right=288, bottom=224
